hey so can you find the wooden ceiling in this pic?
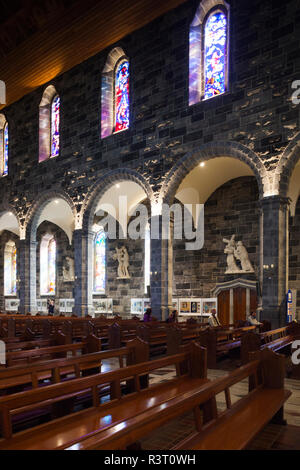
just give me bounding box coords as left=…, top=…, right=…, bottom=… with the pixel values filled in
left=0, top=0, right=188, bottom=110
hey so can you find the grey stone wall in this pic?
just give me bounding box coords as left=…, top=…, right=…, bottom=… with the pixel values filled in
left=1, top=0, right=299, bottom=215
left=173, top=176, right=259, bottom=297
left=289, top=197, right=300, bottom=314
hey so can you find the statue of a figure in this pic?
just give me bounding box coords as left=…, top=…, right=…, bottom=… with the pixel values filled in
left=234, top=241, right=254, bottom=272
left=223, top=236, right=254, bottom=274
left=113, top=246, right=130, bottom=279
left=63, top=256, right=75, bottom=282
left=223, top=235, right=240, bottom=274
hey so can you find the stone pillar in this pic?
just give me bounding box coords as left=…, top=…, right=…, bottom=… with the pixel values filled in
left=18, top=239, right=27, bottom=314
left=80, top=230, right=94, bottom=317
left=28, top=240, right=37, bottom=314
left=73, top=229, right=84, bottom=317
left=261, top=196, right=289, bottom=328
left=150, top=215, right=173, bottom=321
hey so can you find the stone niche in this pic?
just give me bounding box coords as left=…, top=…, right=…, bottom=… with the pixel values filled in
left=173, top=176, right=259, bottom=299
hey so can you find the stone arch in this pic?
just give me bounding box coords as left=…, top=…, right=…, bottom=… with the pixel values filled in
left=160, top=141, right=267, bottom=205
left=25, top=189, right=76, bottom=242
left=0, top=203, right=21, bottom=237
left=277, top=132, right=300, bottom=199
left=82, top=168, right=154, bottom=232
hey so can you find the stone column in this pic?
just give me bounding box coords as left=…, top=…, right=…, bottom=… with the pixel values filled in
left=150, top=215, right=173, bottom=321
left=80, top=229, right=94, bottom=317
left=261, top=196, right=289, bottom=328
left=18, top=239, right=27, bottom=314
left=72, top=228, right=92, bottom=317
left=28, top=240, right=37, bottom=314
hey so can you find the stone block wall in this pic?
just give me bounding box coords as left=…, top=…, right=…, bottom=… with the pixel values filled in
left=173, top=176, right=260, bottom=297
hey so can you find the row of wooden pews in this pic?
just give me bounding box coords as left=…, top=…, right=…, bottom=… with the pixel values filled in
left=0, top=343, right=290, bottom=450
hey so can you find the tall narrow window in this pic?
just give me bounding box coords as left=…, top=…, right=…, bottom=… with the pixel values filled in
left=101, top=47, right=129, bottom=138
left=40, top=234, right=56, bottom=295
left=0, top=115, right=8, bottom=176
left=39, top=85, right=60, bottom=162
left=4, top=241, right=17, bottom=295
left=189, top=0, right=229, bottom=105
left=144, top=223, right=150, bottom=294
left=115, top=60, right=129, bottom=133
left=51, top=95, right=60, bottom=158
left=94, top=230, right=106, bottom=293
left=3, top=122, right=8, bottom=176
left=204, top=11, right=227, bottom=99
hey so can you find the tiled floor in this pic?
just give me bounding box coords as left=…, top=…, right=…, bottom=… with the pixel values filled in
left=102, top=357, right=300, bottom=450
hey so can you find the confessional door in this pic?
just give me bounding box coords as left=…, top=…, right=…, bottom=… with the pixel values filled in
left=217, top=287, right=257, bottom=325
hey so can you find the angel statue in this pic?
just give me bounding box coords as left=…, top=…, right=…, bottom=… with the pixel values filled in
left=113, top=246, right=131, bottom=279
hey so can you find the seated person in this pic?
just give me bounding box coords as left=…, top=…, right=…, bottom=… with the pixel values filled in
left=143, top=308, right=152, bottom=322
left=166, top=310, right=177, bottom=323
left=208, top=309, right=221, bottom=327
left=247, top=311, right=263, bottom=326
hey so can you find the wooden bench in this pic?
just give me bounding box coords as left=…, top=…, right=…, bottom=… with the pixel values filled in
left=65, top=348, right=290, bottom=450
left=168, top=325, right=256, bottom=368
left=0, top=342, right=207, bottom=449
left=2, top=334, right=101, bottom=368
left=241, top=322, right=300, bottom=365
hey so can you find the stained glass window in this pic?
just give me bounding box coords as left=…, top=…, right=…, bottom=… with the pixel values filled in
left=144, top=223, right=150, bottom=294
left=94, top=230, right=106, bottom=293
left=3, top=122, right=8, bottom=176
left=204, top=11, right=227, bottom=100
left=40, top=235, right=56, bottom=295
left=51, top=95, right=60, bottom=158
left=4, top=242, right=17, bottom=295
left=115, top=60, right=129, bottom=133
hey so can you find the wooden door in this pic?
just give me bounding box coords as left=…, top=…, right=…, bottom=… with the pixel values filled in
left=217, top=290, right=230, bottom=326
left=233, top=288, right=246, bottom=324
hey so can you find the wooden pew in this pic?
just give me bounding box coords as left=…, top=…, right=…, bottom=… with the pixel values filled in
left=0, top=338, right=149, bottom=395
left=65, top=349, right=290, bottom=450
left=241, top=322, right=300, bottom=365
left=0, top=343, right=207, bottom=449
left=2, top=334, right=101, bottom=368
left=168, top=325, right=256, bottom=368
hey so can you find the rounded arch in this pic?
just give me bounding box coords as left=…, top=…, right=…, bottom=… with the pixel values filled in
left=82, top=168, right=154, bottom=232
left=277, top=132, right=300, bottom=200
left=0, top=204, right=21, bottom=238
left=25, top=189, right=76, bottom=242
left=160, top=142, right=266, bottom=205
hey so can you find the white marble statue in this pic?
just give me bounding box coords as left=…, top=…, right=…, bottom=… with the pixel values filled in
left=223, top=235, right=240, bottom=274
left=113, top=246, right=130, bottom=279
left=234, top=241, right=254, bottom=272
left=223, top=236, right=254, bottom=274
left=63, top=256, right=75, bottom=282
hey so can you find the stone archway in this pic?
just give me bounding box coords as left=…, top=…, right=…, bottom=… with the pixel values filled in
left=22, top=189, right=76, bottom=314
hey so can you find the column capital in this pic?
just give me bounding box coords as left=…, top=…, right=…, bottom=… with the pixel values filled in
left=259, top=195, right=290, bottom=210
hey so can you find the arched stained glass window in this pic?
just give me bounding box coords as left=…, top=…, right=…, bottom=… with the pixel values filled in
left=51, top=95, right=60, bottom=158
left=94, top=230, right=106, bottom=293
left=115, top=60, right=130, bottom=133
left=204, top=11, right=227, bottom=99
left=189, top=1, right=229, bottom=105
left=40, top=235, right=56, bottom=295
left=3, top=122, right=8, bottom=176
left=4, top=241, right=17, bottom=295
left=144, top=223, right=150, bottom=294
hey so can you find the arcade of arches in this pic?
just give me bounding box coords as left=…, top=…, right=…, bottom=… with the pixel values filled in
left=0, top=152, right=300, bottom=328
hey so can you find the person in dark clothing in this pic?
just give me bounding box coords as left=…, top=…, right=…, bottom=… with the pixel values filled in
left=166, top=310, right=177, bottom=323
left=143, top=308, right=152, bottom=322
